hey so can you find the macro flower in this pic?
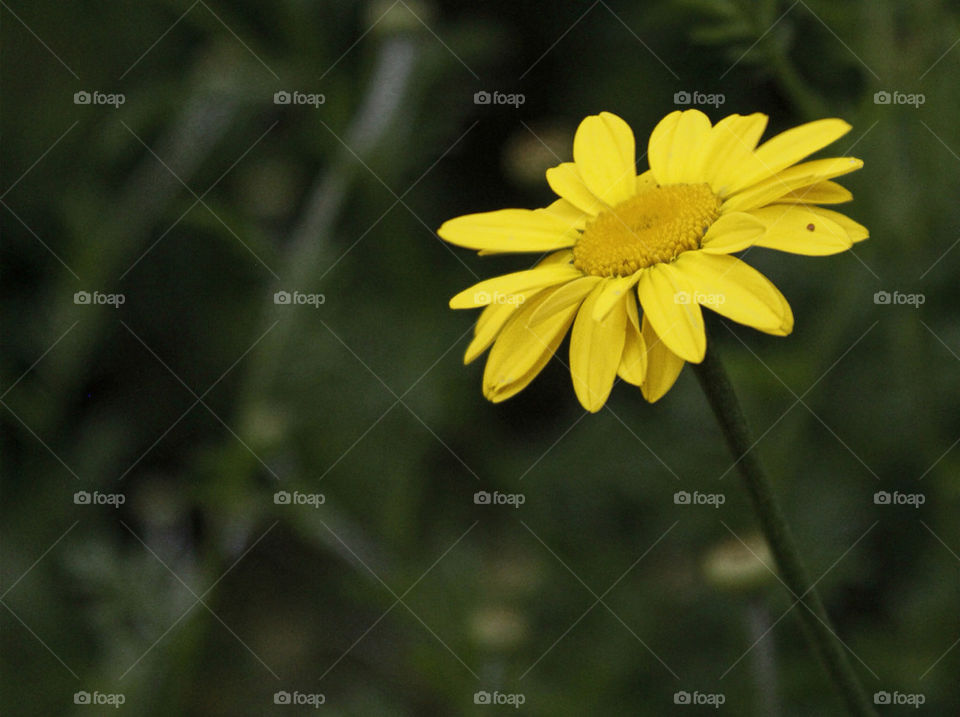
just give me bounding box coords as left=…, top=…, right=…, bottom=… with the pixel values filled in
left=438, top=110, right=867, bottom=411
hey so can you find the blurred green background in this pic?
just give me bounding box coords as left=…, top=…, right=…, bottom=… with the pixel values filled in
left=2, top=0, right=959, bottom=714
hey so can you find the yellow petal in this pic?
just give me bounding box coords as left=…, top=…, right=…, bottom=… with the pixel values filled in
left=641, top=315, right=685, bottom=403
left=727, top=118, right=852, bottom=194
left=700, top=212, right=766, bottom=254
left=701, top=113, right=769, bottom=196
left=775, top=180, right=853, bottom=205
left=636, top=170, right=657, bottom=193
left=618, top=296, right=646, bottom=386
left=483, top=290, right=579, bottom=402
left=649, top=109, right=712, bottom=185
left=539, top=249, right=579, bottom=266
left=569, top=282, right=628, bottom=411
left=592, top=270, right=642, bottom=321
left=450, top=259, right=579, bottom=309
left=465, top=288, right=541, bottom=364
left=636, top=263, right=706, bottom=363
left=573, top=112, right=637, bottom=206
left=723, top=157, right=863, bottom=212
left=647, top=111, right=681, bottom=184
left=546, top=162, right=607, bottom=216
left=804, top=206, right=869, bottom=243
left=672, top=251, right=793, bottom=335
left=438, top=207, right=579, bottom=253
left=748, top=204, right=854, bottom=256
left=541, top=197, right=589, bottom=232
left=527, top=275, right=602, bottom=325
left=680, top=116, right=722, bottom=182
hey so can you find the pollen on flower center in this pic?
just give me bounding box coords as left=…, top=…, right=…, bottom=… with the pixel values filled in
left=573, top=183, right=722, bottom=277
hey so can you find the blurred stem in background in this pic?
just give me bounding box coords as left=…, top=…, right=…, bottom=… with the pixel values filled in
left=118, top=24, right=418, bottom=710
left=746, top=599, right=780, bottom=716
left=133, top=26, right=420, bottom=713
left=244, top=33, right=417, bottom=397
left=693, top=342, right=877, bottom=717
left=704, top=536, right=783, bottom=714
left=233, top=30, right=419, bottom=568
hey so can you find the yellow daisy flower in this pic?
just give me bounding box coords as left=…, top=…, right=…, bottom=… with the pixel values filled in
left=439, top=110, right=867, bottom=412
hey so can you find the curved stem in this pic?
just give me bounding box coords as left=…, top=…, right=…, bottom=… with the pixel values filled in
left=692, top=346, right=876, bottom=717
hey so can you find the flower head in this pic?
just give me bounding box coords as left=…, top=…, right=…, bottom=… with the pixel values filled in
left=439, top=111, right=867, bottom=411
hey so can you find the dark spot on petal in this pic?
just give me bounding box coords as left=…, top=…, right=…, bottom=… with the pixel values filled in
left=806, top=223, right=816, bottom=231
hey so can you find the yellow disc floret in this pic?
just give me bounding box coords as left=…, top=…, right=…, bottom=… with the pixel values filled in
left=573, top=183, right=722, bottom=276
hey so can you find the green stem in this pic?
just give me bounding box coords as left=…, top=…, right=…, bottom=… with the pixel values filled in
left=692, top=346, right=876, bottom=717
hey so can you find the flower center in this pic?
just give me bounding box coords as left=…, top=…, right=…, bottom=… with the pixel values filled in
left=573, top=183, right=721, bottom=277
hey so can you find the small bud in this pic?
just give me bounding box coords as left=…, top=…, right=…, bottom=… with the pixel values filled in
left=702, top=535, right=775, bottom=592
left=468, top=605, right=528, bottom=651
left=366, top=0, right=434, bottom=35
left=502, top=125, right=570, bottom=188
